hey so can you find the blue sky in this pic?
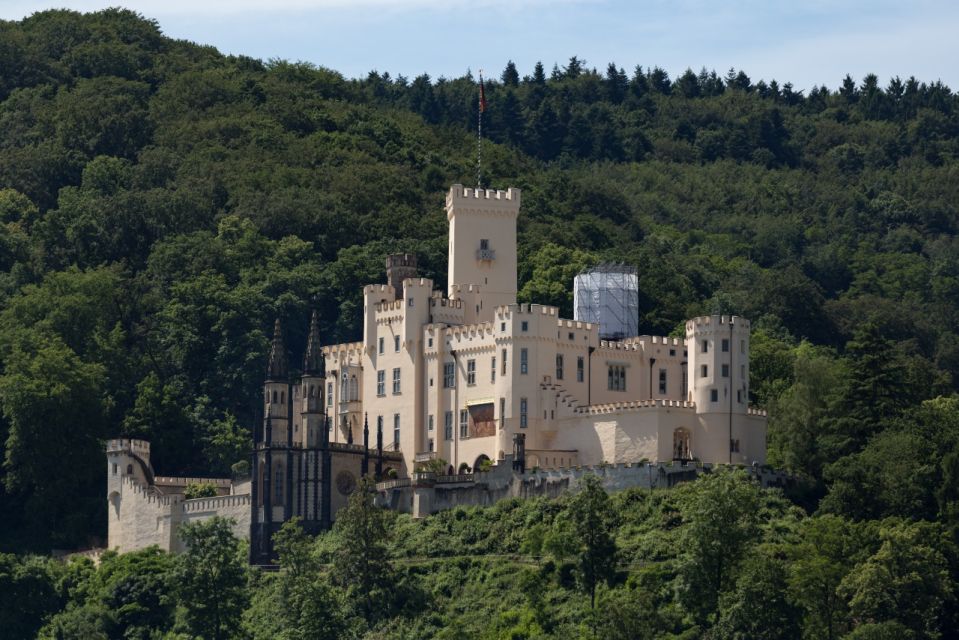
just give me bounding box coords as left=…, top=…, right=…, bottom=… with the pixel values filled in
left=4, top=1, right=958, bottom=91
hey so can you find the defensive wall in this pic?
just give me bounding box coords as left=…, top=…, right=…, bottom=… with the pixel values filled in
left=374, top=454, right=793, bottom=518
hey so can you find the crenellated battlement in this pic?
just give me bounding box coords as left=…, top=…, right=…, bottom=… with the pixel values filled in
left=181, top=494, right=251, bottom=513
left=446, top=184, right=521, bottom=206
left=107, top=438, right=151, bottom=458
left=575, top=399, right=696, bottom=415
left=686, top=314, right=751, bottom=333
left=598, top=340, right=641, bottom=351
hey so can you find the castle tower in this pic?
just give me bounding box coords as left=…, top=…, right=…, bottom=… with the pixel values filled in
left=386, top=254, right=417, bottom=301
left=686, top=314, right=750, bottom=412
left=300, top=310, right=326, bottom=447
left=106, top=439, right=154, bottom=551
left=264, top=318, right=290, bottom=444
left=446, top=184, right=521, bottom=321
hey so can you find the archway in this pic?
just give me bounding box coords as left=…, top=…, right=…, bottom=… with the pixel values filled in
left=473, top=454, right=492, bottom=473
left=673, top=428, right=691, bottom=461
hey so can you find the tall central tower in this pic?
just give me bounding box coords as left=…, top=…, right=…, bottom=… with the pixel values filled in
left=446, top=184, right=521, bottom=320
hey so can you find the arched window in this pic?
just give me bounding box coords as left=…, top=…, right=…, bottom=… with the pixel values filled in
left=274, top=465, right=284, bottom=503
left=272, top=390, right=278, bottom=403
left=341, top=371, right=349, bottom=402
left=350, top=375, right=358, bottom=401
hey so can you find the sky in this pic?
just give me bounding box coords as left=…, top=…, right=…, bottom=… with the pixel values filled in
left=3, top=0, right=958, bottom=91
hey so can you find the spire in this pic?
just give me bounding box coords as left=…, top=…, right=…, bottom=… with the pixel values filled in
left=302, top=310, right=324, bottom=376
left=266, top=318, right=288, bottom=380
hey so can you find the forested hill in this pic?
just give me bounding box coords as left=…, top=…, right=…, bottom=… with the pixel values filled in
left=0, top=8, right=957, bottom=551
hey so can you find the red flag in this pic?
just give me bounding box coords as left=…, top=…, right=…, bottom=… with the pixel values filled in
left=479, top=75, right=487, bottom=113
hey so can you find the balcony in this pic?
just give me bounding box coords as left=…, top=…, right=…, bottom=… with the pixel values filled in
left=476, top=248, right=496, bottom=261
left=414, top=451, right=437, bottom=463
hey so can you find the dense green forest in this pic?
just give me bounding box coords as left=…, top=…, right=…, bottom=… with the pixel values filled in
left=0, top=8, right=957, bottom=635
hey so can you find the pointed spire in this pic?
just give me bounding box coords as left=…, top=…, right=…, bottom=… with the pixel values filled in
left=266, top=318, right=288, bottom=380
left=302, top=310, right=324, bottom=376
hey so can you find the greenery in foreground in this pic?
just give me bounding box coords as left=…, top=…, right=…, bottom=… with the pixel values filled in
left=2, top=470, right=957, bottom=639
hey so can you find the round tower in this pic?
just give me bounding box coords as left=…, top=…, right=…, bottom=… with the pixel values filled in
left=685, top=315, right=751, bottom=412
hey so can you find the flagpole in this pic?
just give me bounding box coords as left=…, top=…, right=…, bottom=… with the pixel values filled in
left=477, top=70, right=483, bottom=189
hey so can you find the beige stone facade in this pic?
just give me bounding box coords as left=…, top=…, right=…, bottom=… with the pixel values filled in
left=324, top=184, right=767, bottom=475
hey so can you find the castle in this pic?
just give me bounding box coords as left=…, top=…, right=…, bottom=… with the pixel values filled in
left=106, top=184, right=768, bottom=560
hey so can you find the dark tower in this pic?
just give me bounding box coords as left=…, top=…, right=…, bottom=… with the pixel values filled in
left=385, top=253, right=417, bottom=300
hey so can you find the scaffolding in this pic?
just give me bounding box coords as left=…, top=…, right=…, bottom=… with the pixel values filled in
left=573, top=264, right=639, bottom=340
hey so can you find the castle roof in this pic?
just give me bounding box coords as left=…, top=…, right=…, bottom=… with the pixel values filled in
left=302, top=310, right=324, bottom=376
left=266, top=318, right=288, bottom=381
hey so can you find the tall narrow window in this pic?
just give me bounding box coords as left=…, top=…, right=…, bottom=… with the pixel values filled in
left=721, top=364, right=729, bottom=378
left=274, top=466, right=283, bottom=503
left=443, top=362, right=455, bottom=388
left=702, top=339, right=709, bottom=353
left=521, top=321, right=528, bottom=332
left=500, top=397, right=505, bottom=428
left=722, top=338, right=729, bottom=352
left=491, top=357, right=496, bottom=382
left=378, top=337, right=384, bottom=354
left=701, top=365, right=708, bottom=378
left=459, top=409, right=469, bottom=438
left=710, top=389, right=719, bottom=402
left=577, top=356, right=584, bottom=382
left=392, top=367, right=401, bottom=393
left=340, top=371, right=348, bottom=402
left=394, top=335, right=400, bottom=352
left=556, top=354, right=564, bottom=380
left=741, top=340, right=745, bottom=354
left=608, top=365, right=626, bottom=391
left=520, top=348, right=528, bottom=375
left=327, top=382, right=333, bottom=407
left=444, top=411, right=453, bottom=440
left=376, top=370, right=385, bottom=396
left=501, top=349, right=507, bottom=375
left=393, top=414, right=400, bottom=448
left=467, top=359, right=476, bottom=385
left=659, top=368, right=667, bottom=394
left=428, top=415, right=434, bottom=432
left=520, top=398, right=528, bottom=428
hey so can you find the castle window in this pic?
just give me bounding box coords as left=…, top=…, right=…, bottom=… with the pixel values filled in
left=669, top=348, right=676, bottom=357
left=309, top=385, right=315, bottom=397
left=607, top=365, right=626, bottom=391
left=500, top=398, right=505, bottom=428
left=428, top=415, right=434, bottom=431
left=730, top=439, right=740, bottom=453
left=443, top=362, right=455, bottom=388
left=275, top=466, right=283, bottom=503
left=722, top=364, right=729, bottom=378
left=280, top=391, right=285, bottom=404
left=408, top=297, right=414, bottom=307
left=502, top=349, right=507, bottom=375
left=722, top=339, right=729, bottom=352
left=378, top=337, right=384, bottom=354
left=376, top=370, right=385, bottom=396
left=394, top=336, right=400, bottom=352
left=520, top=398, right=528, bottom=428
left=350, top=375, right=358, bottom=401
left=710, top=389, right=719, bottom=402
left=272, top=390, right=278, bottom=403
left=501, top=322, right=506, bottom=332
left=659, top=369, right=667, bottom=394
left=569, top=332, right=574, bottom=340
left=701, top=365, right=708, bottom=378
left=392, top=367, right=401, bottom=394
left=577, top=357, right=584, bottom=382
left=428, top=438, right=434, bottom=452
left=444, top=411, right=453, bottom=440
left=520, top=349, right=528, bottom=374
left=521, top=321, right=529, bottom=332
left=327, top=382, right=333, bottom=406
left=112, top=463, right=117, bottom=475
left=741, top=364, right=746, bottom=379
left=702, top=340, right=709, bottom=353
left=428, top=337, right=433, bottom=348
left=556, top=354, right=564, bottom=380
left=737, top=390, right=742, bottom=403
left=460, top=409, right=469, bottom=438
left=126, top=464, right=133, bottom=475
left=467, top=359, right=476, bottom=385
left=480, top=238, right=490, bottom=250
left=491, top=357, right=496, bottom=382
left=393, top=414, right=400, bottom=448
left=741, top=340, right=745, bottom=353
left=341, top=371, right=348, bottom=402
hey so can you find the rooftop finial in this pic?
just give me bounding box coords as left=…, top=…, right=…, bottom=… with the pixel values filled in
left=266, top=318, right=288, bottom=380
left=302, top=310, right=324, bottom=376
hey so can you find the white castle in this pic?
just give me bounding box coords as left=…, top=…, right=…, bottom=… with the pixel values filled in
left=106, top=184, right=767, bottom=559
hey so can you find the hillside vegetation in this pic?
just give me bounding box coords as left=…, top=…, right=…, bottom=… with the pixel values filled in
left=0, top=5, right=957, bottom=578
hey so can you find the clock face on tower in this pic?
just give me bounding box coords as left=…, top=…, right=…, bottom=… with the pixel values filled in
left=335, top=470, right=357, bottom=496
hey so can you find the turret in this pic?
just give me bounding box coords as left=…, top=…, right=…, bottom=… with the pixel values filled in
left=386, top=254, right=418, bottom=300
left=300, top=310, right=325, bottom=447
left=685, top=315, right=750, bottom=412
left=263, top=318, right=290, bottom=444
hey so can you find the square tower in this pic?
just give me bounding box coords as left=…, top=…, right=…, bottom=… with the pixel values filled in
left=446, top=184, right=521, bottom=321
